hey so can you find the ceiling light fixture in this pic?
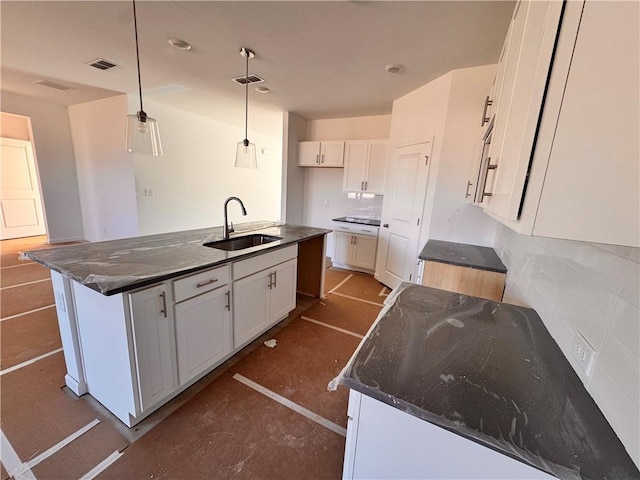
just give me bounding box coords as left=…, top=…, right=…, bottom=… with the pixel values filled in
left=255, top=86, right=270, bottom=94
left=168, top=38, right=192, bottom=51
left=235, top=47, right=257, bottom=169
left=385, top=64, right=403, bottom=74
left=125, top=0, right=163, bottom=156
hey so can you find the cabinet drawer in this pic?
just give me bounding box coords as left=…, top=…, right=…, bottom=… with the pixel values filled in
left=173, top=265, right=230, bottom=303
left=333, top=223, right=379, bottom=237
left=233, top=244, right=298, bottom=280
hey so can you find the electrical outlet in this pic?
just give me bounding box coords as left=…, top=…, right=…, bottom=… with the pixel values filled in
left=144, top=188, right=154, bottom=197
left=571, top=332, right=596, bottom=376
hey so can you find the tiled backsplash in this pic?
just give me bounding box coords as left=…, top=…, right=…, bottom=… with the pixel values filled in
left=494, top=225, right=639, bottom=467
left=346, top=192, right=383, bottom=220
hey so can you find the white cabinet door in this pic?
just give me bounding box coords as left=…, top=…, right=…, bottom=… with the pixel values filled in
left=298, top=141, right=321, bottom=166
left=129, top=285, right=175, bottom=412
left=320, top=141, right=345, bottom=166
left=343, top=141, right=368, bottom=191
left=334, top=231, right=353, bottom=265
left=175, top=287, right=232, bottom=385
left=365, top=141, right=388, bottom=194
left=352, top=235, right=377, bottom=271
left=483, top=0, right=563, bottom=221
left=269, top=259, right=297, bottom=324
left=233, top=269, right=270, bottom=348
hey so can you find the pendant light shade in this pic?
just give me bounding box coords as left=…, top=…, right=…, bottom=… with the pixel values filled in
left=235, top=47, right=257, bottom=169
left=125, top=0, right=163, bottom=156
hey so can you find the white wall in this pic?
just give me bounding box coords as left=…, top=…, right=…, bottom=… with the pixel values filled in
left=283, top=112, right=307, bottom=224
left=68, top=95, right=139, bottom=241
left=496, top=225, right=640, bottom=467
left=307, top=115, right=391, bottom=141
left=429, top=65, right=499, bottom=246
left=130, top=96, right=283, bottom=235
left=1, top=92, right=84, bottom=242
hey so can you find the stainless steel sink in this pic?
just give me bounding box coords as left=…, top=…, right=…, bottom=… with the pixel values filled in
left=203, top=234, right=282, bottom=251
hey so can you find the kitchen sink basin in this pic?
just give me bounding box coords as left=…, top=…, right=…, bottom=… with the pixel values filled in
left=203, top=234, right=282, bottom=251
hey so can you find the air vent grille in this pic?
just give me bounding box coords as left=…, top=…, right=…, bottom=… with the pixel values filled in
left=87, top=58, right=119, bottom=70
left=34, top=79, right=75, bottom=91
left=232, top=74, right=264, bottom=85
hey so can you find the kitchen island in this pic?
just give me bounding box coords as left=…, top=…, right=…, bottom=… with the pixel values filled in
left=23, top=221, right=330, bottom=427
left=330, top=283, right=639, bottom=479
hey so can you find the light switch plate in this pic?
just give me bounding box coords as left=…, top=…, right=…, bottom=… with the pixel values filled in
left=571, top=331, right=596, bottom=377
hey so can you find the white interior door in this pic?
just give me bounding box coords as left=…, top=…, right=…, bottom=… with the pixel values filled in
left=0, top=137, right=46, bottom=239
left=375, top=140, right=433, bottom=289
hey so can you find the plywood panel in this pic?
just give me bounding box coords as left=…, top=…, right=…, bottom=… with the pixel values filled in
left=421, top=261, right=505, bottom=302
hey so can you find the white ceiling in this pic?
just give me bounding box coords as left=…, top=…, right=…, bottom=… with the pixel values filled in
left=1, top=1, right=514, bottom=133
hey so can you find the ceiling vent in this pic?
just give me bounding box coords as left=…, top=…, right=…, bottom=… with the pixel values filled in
left=87, top=58, right=119, bottom=71
left=232, top=74, right=264, bottom=85
left=34, top=79, right=75, bottom=91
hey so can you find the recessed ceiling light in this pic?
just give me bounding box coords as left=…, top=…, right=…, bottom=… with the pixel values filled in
left=385, top=64, right=403, bottom=74
left=168, top=38, right=192, bottom=51
left=255, top=86, right=270, bottom=94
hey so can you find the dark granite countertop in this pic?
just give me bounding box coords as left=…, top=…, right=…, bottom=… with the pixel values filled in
left=332, top=216, right=381, bottom=227
left=331, top=283, right=639, bottom=480
left=22, top=221, right=330, bottom=296
left=419, top=239, right=507, bottom=273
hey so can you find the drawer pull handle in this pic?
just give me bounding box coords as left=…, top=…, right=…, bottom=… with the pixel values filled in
left=196, top=278, right=219, bottom=288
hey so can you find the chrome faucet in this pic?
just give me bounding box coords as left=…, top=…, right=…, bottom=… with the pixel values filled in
left=223, top=196, right=247, bottom=239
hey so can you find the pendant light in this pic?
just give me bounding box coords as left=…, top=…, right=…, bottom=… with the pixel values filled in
left=235, top=47, right=257, bottom=169
left=125, top=0, right=163, bottom=156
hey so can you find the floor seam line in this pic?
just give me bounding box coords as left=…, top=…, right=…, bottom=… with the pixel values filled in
left=0, top=262, right=34, bottom=270
left=15, top=419, right=101, bottom=475
left=232, top=373, right=347, bottom=437
left=1, top=278, right=51, bottom=290
left=300, top=316, right=364, bottom=339
left=0, top=304, right=56, bottom=322
left=79, top=450, right=124, bottom=480
left=1, top=428, right=37, bottom=480
left=0, top=348, right=63, bottom=376
left=328, top=274, right=354, bottom=294
left=329, top=291, right=385, bottom=307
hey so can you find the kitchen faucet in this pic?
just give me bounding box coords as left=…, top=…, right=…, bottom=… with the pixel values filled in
left=223, top=196, right=247, bottom=239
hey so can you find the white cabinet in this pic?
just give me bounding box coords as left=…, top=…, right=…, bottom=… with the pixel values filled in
left=332, top=223, right=379, bottom=273
left=232, top=245, right=298, bottom=348
left=480, top=0, right=563, bottom=221
left=174, top=286, right=232, bottom=386
left=343, top=390, right=555, bottom=479
left=343, top=140, right=388, bottom=194
left=477, top=0, right=639, bottom=247
left=129, top=285, right=176, bottom=412
left=298, top=141, right=345, bottom=167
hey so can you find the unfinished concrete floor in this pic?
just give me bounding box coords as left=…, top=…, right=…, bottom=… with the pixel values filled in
left=1, top=236, right=389, bottom=479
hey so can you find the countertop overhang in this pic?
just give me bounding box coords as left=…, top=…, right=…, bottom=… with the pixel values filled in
left=22, top=222, right=330, bottom=296
left=331, top=282, right=639, bottom=480
left=419, top=239, right=507, bottom=273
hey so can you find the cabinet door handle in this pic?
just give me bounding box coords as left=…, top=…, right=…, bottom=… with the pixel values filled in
left=196, top=278, right=218, bottom=288
left=364, top=181, right=368, bottom=191
left=465, top=181, right=473, bottom=198
left=273, top=271, right=277, bottom=288
left=360, top=181, right=364, bottom=191
left=316, top=154, right=319, bottom=164
left=481, top=96, right=493, bottom=126
left=225, top=291, right=230, bottom=311
left=159, top=291, right=167, bottom=318
left=383, top=223, right=389, bottom=228
left=480, top=158, right=498, bottom=200
left=321, top=154, right=325, bottom=164
left=268, top=272, right=273, bottom=289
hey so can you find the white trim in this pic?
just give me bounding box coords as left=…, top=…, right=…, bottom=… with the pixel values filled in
left=0, top=428, right=37, bottom=480
left=328, top=274, right=353, bottom=293
left=232, top=373, right=347, bottom=437
left=79, top=450, right=124, bottom=480
left=13, top=419, right=100, bottom=476
left=301, top=316, right=363, bottom=339
left=378, top=286, right=389, bottom=297
left=0, top=304, right=55, bottom=322
left=1, top=278, right=51, bottom=290
left=0, top=348, right=63, bottom=376
left=329, top=291, right=385, bottom=307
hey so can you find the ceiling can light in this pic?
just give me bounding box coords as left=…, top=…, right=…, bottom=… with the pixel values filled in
left=168, top=38, right=192, bottom=51
left=125, top=0, right=163, bottom=156
left=235, top=47, right=257, bottom=169
left=385, top=63, right=403, bottom=74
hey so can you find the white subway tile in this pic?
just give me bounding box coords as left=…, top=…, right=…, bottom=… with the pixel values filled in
left=589, top=365, right=640, bottom=469
left=597, top=334, right=640, bottom=406
left=621, top=261, right=640, bottom=308
left=527, top=265, right=558, bottom=321
left=609, top=297, right=640, bottom=357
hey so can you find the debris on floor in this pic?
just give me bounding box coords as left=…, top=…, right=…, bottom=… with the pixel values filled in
left=263, top=339, right=277, bottom=348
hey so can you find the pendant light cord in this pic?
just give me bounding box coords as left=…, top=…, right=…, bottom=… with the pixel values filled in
left=132, top=0, right=144, bottom=115
left=244, top=49, right=249, bottom=143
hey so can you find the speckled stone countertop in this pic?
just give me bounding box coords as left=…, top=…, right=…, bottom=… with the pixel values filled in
left=419, top=239, right=507, bottom=273
left=22, top=221, right=330, bottom=296
left=332, top=283, right=639, bottom=480
left=332, top=216, right=381, bottom=227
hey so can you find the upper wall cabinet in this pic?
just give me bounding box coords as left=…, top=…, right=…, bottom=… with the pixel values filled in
left=343, top=140, right=389, bottom=194
left=298, top=141, right=344, bottom=167
left=477, top=0, right=639, bottom=247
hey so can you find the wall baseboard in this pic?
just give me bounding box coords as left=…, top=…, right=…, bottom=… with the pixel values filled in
left=47, top=235, right=86, bottom=244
